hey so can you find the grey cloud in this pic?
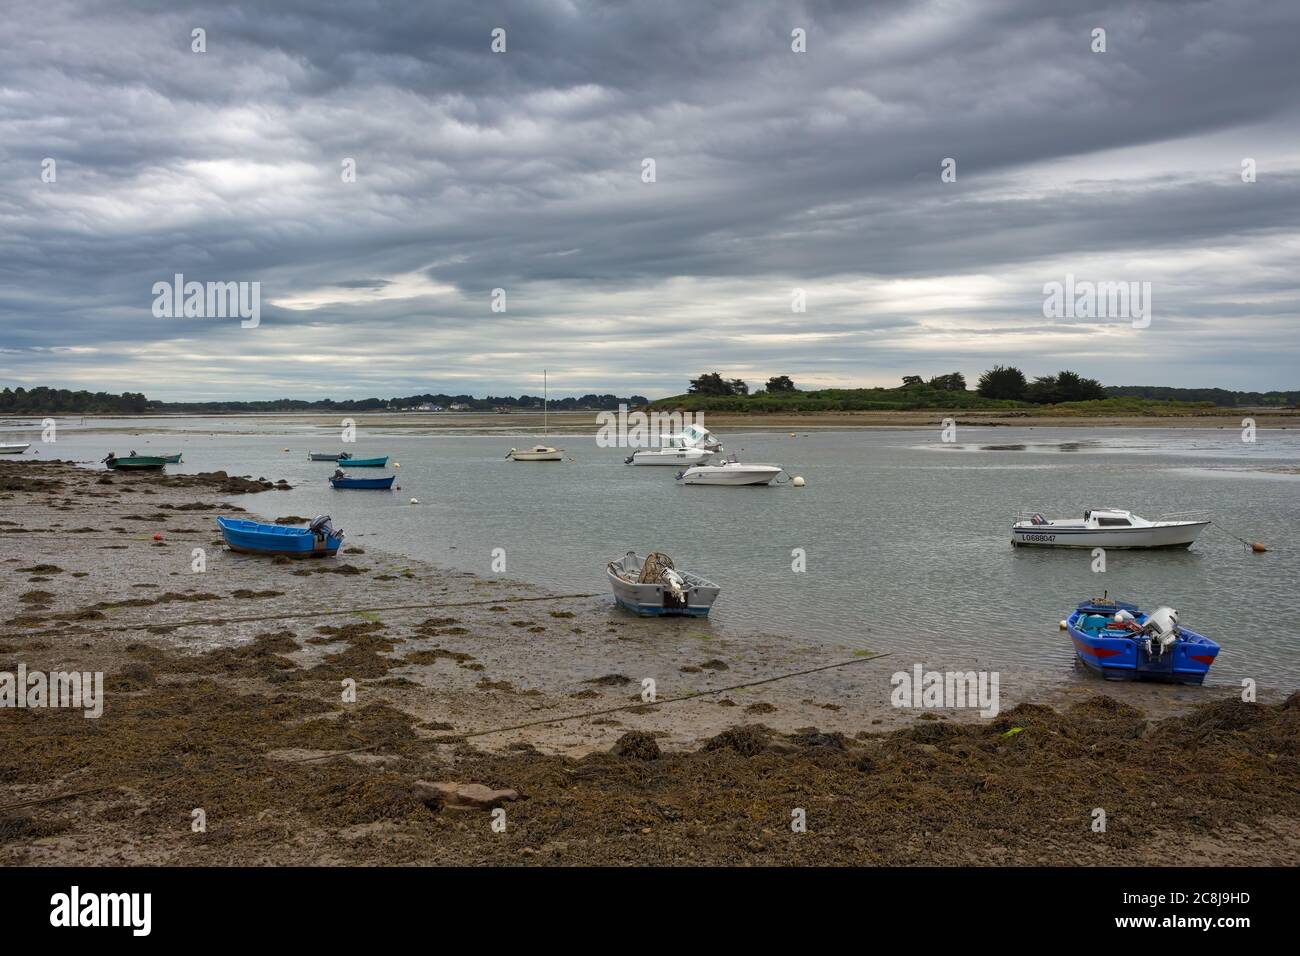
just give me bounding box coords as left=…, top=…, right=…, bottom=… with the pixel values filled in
left=1, top=0, right=1298, bottom=398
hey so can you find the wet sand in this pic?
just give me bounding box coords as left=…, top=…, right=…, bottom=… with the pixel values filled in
left=33, top=406, right=1300, bottom=437
left=2, top=459, right=1297, bottom=865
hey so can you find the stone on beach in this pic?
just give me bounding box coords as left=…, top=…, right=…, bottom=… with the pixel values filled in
left=412, top=781, right=520, bottom=811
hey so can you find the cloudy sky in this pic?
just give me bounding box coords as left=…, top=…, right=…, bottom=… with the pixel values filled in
left=2, top=0, right=1298, bottom=400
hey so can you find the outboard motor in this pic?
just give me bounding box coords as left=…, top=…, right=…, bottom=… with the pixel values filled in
left=1142, top=606, right=1179, bottom=656
left=309, top=515, right=339, bottom=541
left=660, top=567, right=686, bottom=601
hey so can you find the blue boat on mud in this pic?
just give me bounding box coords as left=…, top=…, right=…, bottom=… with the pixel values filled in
left=1066, top=596, right=1220, bottom=684
left=329, top=474, right=396, bottom=490
left=339, top=456, right=388, bottom=467
left=216, top=515, right=343, bottom=557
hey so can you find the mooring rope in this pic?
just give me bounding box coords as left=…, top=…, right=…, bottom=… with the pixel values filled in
left=1208, top=521, right=1270, bottom=552
left=14, top=592, right=607, bottom=638
left=0, top=652, right=892, bottom=815
left=459, top=652, right=893, bottom=739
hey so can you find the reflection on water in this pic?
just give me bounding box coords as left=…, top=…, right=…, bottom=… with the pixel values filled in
left=31, top=422, right=1300, bottom=690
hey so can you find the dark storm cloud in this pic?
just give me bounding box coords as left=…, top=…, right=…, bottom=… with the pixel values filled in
left=1, top=0, right=1298, bottom=399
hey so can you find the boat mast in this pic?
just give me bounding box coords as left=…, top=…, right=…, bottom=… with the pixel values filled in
left=543, top=369, right=548, bottom=438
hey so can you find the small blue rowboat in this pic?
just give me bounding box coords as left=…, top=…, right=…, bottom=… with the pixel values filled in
left=340, top=456, right=388, bottom=467
left=329, top=474, right=396, bottom=490
left=1066, top=597, right=1219, bottom=684
left=216, top=515, right=343, bottom=557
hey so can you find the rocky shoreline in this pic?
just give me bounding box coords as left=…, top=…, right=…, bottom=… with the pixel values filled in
left=1, top=459, right=1297, bottom=865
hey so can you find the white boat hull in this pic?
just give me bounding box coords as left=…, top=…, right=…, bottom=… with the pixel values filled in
left=0, top=443, right=30, bottom=454
left=1012, top=521, right=1209, bottom=549
left=509, top=448, right=562, bottom=461
left=678, top=464, right=782, bottom=486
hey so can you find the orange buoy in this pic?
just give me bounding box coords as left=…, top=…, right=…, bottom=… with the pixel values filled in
left=152, top=533, right=163, bottom=541
left=1251, top=542, right=1268, bottom=553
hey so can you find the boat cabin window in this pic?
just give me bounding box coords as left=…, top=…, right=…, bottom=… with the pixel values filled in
left=1096, top=516, right=1132, bottom=527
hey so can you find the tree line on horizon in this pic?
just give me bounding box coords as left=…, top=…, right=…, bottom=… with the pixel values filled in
left=0, top=386, right=148, bottom=415
left=5, top=379, right=1298, bottom=414
left=688, top=367, right=1100, bottom=403
left=0, top=386, right=648, bottom=415
left=686, top=369, right=1298, bottom=407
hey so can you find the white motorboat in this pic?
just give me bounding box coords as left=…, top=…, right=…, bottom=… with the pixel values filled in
left=625, top=424, right=723, bottom=465
left=507, top=369, right=564, bottom=462
left=676, top=454, right=783, bottom=486
left=1012, top=508, right=1210, bottom=549
left=606, top=551, right=721, bottom=617
left=0, top=443, right=31, bottom=454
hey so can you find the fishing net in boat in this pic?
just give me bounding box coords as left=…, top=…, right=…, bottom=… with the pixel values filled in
left=637, top=551, right=675, bottom=584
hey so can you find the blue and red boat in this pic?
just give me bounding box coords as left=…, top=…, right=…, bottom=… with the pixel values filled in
left=216, top=515, right=344, bottom=557
left=1065, top=597, right=1220, bottom=684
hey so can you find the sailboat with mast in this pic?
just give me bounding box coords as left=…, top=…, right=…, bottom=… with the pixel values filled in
left=506, top=369, right=565, bottom=461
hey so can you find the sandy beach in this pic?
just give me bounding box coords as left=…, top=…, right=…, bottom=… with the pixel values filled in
left=2, top=458, right=1297, bottom=865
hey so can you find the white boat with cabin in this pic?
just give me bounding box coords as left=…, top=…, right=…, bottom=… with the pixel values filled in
left=624, top=424, right=723, bottom=466
left=0, top=443, right=31, bottom=454
left=1012, top=508, right=1210, bottom=549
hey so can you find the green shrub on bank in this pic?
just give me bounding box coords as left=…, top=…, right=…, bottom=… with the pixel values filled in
left=650, top=388, right=1212, bottom=416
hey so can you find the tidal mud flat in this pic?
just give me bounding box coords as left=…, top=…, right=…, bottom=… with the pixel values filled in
left=1, top=459, right=1297, bottom=865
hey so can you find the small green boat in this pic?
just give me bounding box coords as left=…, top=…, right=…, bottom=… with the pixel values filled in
left=342, top=456, right=388, bottom=467
left=102, top=453, right=168, bottom=471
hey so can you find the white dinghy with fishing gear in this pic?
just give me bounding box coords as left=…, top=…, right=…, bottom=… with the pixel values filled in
left=606, top=551, right=721, bottom=617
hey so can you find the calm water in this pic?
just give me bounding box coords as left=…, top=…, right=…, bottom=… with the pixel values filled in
left=10, top=418, right=1300, bottom=688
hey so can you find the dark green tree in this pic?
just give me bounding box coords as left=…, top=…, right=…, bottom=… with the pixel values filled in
left=977, top=365, right=1028, bottom=400
left=927, top=372, right=967, bottom=392
left=688, top=372, right=732, bottom=396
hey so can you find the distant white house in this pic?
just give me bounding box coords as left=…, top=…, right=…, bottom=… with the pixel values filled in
left=449, top=402, right=471, bottom=411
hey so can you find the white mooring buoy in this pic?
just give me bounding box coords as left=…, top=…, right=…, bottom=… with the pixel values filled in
left=409, top=497, right=419, bottom=504
left=792, top=476, right=806, bottom=487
